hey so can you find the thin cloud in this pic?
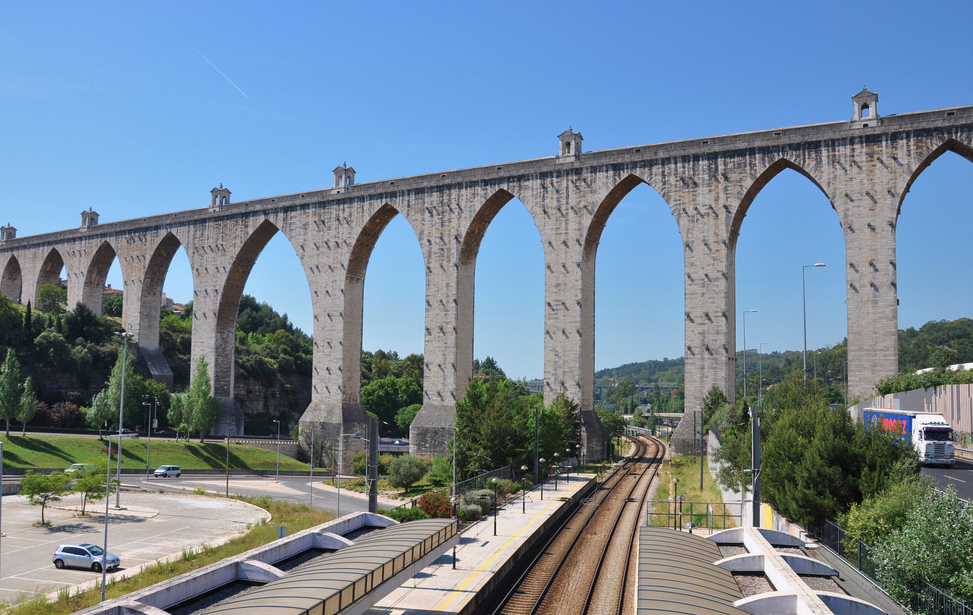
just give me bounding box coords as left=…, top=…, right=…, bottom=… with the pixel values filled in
left=194, top=46, right=249, bottom=99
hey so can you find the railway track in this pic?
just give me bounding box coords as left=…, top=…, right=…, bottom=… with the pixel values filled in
left=485, top=435, right=663, bottom=615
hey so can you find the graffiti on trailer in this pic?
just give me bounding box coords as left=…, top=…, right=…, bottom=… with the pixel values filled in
left=878, top=417, right=909, bottom=436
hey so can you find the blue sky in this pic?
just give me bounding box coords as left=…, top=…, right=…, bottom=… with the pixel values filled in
left=2, top=2, right=973, bottom=381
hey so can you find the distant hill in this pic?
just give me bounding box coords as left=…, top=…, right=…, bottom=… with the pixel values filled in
left=592, top=316, right=973, bottom=394
left=595, top=357, right=684, bottom=386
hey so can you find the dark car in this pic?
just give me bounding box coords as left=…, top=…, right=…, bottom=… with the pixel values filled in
left=52, top=543, right=120, bottom=572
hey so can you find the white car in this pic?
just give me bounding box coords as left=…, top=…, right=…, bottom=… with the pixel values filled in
left=153, top=465, right=181, bottom=478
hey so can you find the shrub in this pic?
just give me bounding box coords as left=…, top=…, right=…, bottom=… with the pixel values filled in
left=387, top=454, right=430, bottom=491
left=385, top=506, right=429, bottom=523
left=464, top=489, right=495, bottom=512
left=426, top=455, right=453, bottom=487
left=457, top=504, right=482, bottom=522
left=493, top=478, right=517, bottom=497
left=351, top=450, right=395, bottom=476
left=418, top=490, right=452, bottom=518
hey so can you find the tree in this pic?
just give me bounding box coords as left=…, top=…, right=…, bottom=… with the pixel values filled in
left=173, top=356, right=221, bottom=441
left=72, top=464, right=114, bottom=515
left=18, top=376, right=36, bottom=435
left=63, top=302, right=115, bottom=345
left=168, top=394, right=187, bottom=440
left=597, top=408, right=627, bottom=439
left=396, top=403, right=422, bottom=431
left=37, top=283, right=66, bottom=314
left=387, top=454, right=429, bottom=491
left=0, top=294, right=24, bottom=349
left=872, top=486, right=973, bottom=606
left=361, top=376, right=421, bottom=428
left=102, top=292, right=124, bottom=317
left=84, top=349, right=135, bottom=435
left=23, top=300, right=33, bottom=343
left=20, top=470, right=71, bottom=524
left=0, top=348, right=24, bottom=435
left=701, top=384, right=728, bottom=427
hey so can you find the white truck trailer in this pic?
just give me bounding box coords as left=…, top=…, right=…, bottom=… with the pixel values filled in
left=862, top=408, right=955, bottom=466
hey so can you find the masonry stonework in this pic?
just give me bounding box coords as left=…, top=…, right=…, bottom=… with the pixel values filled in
left=2, top=92, right=971, bottom=458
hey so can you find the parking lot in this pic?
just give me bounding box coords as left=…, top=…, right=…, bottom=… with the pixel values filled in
left=0, top=491, right=269, bottom=604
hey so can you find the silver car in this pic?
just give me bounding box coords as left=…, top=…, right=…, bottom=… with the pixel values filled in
left=52, top=543, right=120, bottom=572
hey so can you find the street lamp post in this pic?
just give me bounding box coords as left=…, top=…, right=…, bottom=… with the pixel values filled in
left=759, top=342, right=769, bottom=410
left=553, top=453, right=559, bottom=490
left=337, top=433, right=367, bottom=519
left=521, top=465, right=528, bottom=513
left=742, top=309, right=756, bottom=401
left=539, top=458, right=545, bottom=500
left=802, top=263, right=826, bottom=384
left=142, top=396, right=157, bottom=481
left=272, top=420, right=280, bottom=483
left=566, top=448, right=572, bottom=479
left=491, top=477, right=498, bottom=536
left=308, top=430, right=315, bottom=509
left=114, top=333, right=132, bottom=509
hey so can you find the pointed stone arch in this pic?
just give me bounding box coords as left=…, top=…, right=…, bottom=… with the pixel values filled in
left=213, top=219, right=280, bottom=398
left=729, top=159, right=832, bottom=256
left=581, top=174, right=678, bottom=399
left=81, top=240, right=119, bottom=316
left=35, top=248, right=65, bottom=308
left=345, top=203, right=417, bottom=404
left=1, top=255, right=22, bottom=304
left=458, top=189, right=517, bottom=392
left=138, top=232, right=185, bottom=349
left=897, top=138, right=973, bottom=219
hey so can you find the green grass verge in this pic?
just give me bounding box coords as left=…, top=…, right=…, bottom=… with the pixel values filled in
left=0, top=434, right=314, bottom=473
left=651, top=454, right=736, bottom=529
left=3, top=496, right=334, bottom=615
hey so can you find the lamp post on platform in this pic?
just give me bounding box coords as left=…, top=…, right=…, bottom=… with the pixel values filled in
left=803, top=263, right=826, bottom=384
left=521, top=465, right=528, bottom=513
left=742, top=309, right=756, bottom=401
left=539, top=458, right=546, bottom=500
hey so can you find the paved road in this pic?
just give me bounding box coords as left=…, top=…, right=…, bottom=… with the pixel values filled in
left=121, top=473, right=401, bottom=514
left=0, top=491, right=268, bottom=603
left=922, top=458, right=973, bottom=501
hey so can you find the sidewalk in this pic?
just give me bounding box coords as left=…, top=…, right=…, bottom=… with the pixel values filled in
left=369, top=473, right=594, bottom=615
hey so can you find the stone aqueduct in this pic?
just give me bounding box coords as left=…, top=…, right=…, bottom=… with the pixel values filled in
left=2, top=90, right=973, bottom=462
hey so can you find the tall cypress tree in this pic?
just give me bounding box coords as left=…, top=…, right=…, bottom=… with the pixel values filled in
left=23, top=301, right=33, bottom=344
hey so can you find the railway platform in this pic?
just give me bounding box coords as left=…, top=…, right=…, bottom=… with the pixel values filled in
left=367, top=472, right=595, bottom=615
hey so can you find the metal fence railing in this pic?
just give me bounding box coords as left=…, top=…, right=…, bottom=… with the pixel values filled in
left=822, top=518, right=971, bottom=615
left=646, top=500, right=740, bottom=532
left=917, top=579, right=973, bottom=615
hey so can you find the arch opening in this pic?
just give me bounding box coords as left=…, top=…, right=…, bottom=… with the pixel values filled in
left=226, top=221, right=312, bottom=436
left=82, top=241, right=118, bottom=316
left=734, top=167, right=847, bottom=404
left=467, top=192, right=544, bottom=386
left=36, top=249, right=66, bottom=313
left=589, top=176, right=684, bottom=413
left=1, top=255, right=22, bottom=304
left=359, top=206, right=424, bottom=436
left=896, top=148, right=973, bottom=374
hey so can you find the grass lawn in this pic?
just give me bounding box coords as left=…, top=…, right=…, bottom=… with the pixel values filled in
left=651, top=454, right=736, bottom=529
left=0, top=434, right=312, bottom=473
left=4, top=496, right=334, bottom=615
